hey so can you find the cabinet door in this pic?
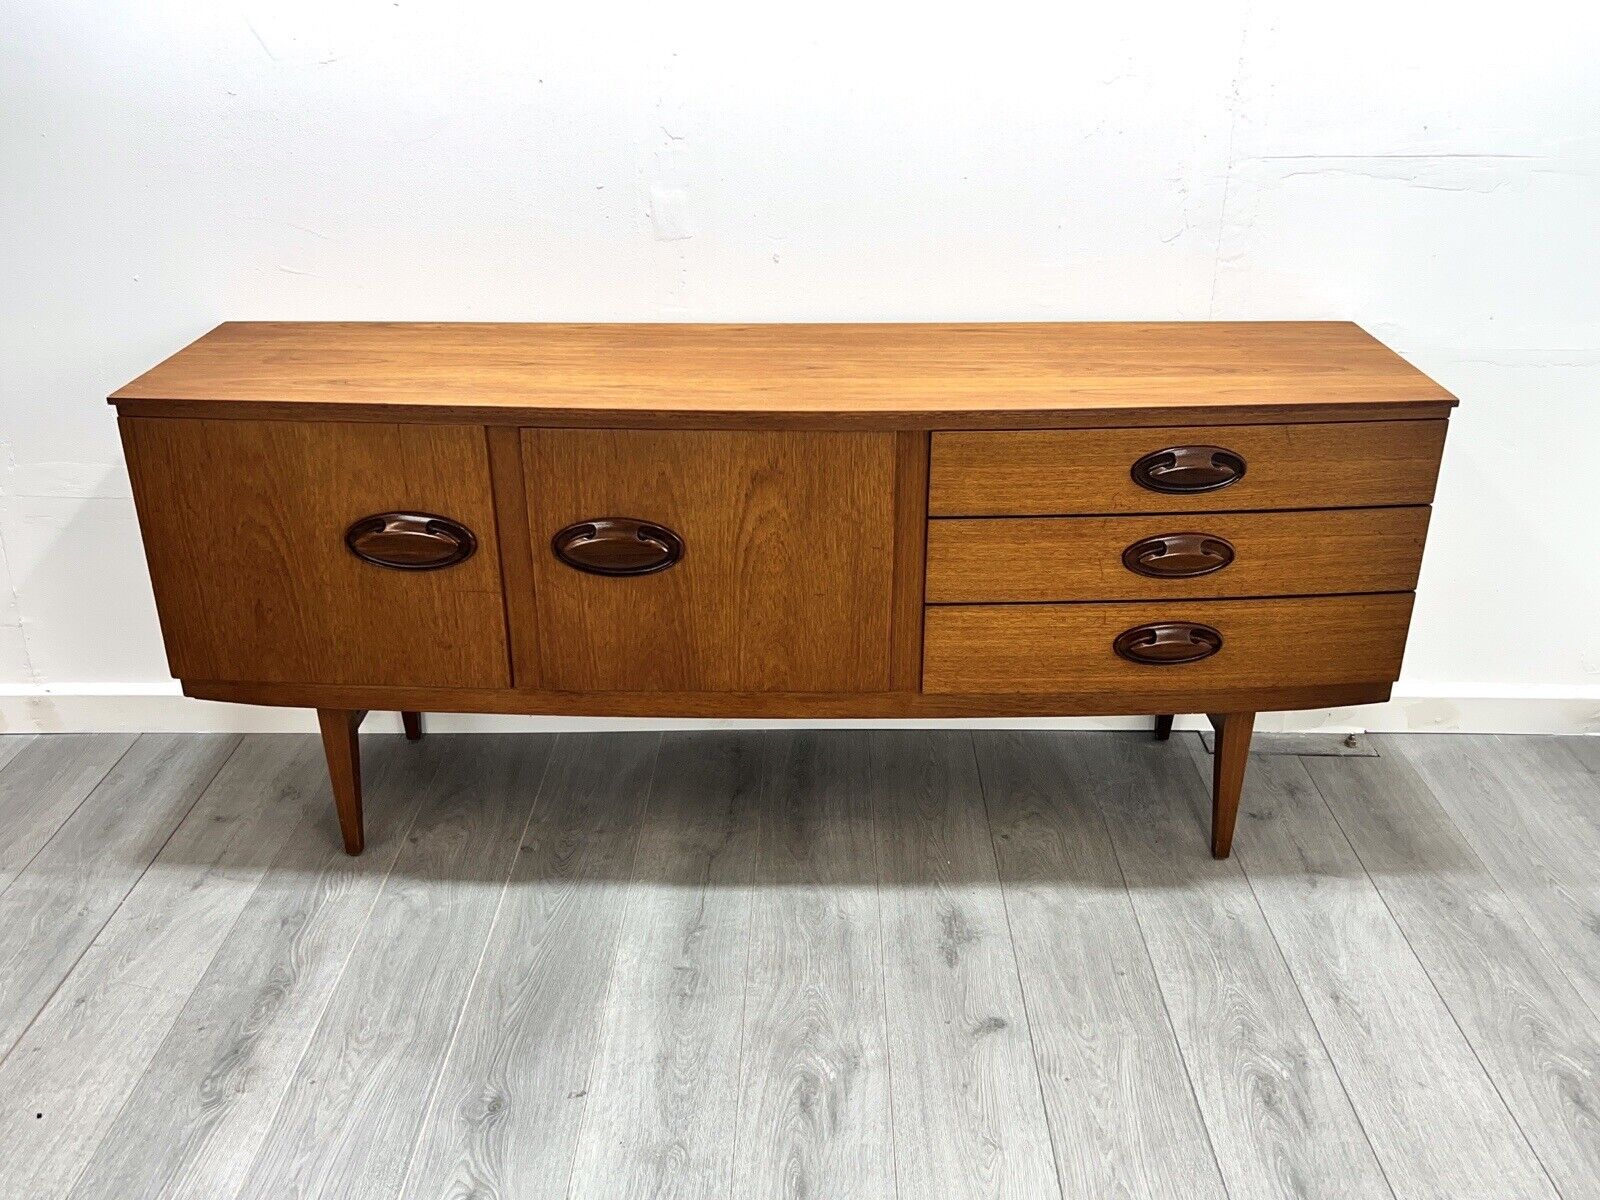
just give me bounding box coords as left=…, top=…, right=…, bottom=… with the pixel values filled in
left=522, top=430, right=899, bottom=692
left=122, top=417, right=509, bottom=688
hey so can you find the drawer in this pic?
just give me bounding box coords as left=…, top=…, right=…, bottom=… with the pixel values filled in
left=929, top=421, right=1447, bottom=516
left=922, top=594, right=1414, bottom=693
left=926, top=507, right=1431, bottom=603
left=121, top=417, right=510, bottom=688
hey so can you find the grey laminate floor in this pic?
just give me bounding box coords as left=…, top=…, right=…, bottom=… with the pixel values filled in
left=0, top=729, right=1596, bottom=1199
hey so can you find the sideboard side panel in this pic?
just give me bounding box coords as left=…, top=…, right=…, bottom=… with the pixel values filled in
left=121, top=416, right=510, bottom=688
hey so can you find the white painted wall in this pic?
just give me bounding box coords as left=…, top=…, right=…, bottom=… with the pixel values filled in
left=3, top=2, right=1597, bottom=733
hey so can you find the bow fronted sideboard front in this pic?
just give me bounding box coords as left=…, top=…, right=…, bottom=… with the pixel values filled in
left=111, top=322, right=1453, bottom=857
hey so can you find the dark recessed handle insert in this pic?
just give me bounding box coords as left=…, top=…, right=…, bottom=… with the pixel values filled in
left=1121, top=532, right=1236, bottom=578
left=1131, top=445, right=1246, bottom=494
left=345, top=512, right=477, bottom=571
left=552, top=517, right=683, bottom=576
left=1113, top=622, right=1224, bottom=665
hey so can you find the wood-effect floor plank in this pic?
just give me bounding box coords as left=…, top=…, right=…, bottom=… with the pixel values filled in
left=0, top=734, right=136, bottom=898
left=1073, top=734, right=1391, bottom=1200
left=0, top=733, right=38, bottom=775
left=1195, top=745, right=1557, bottom=1200
left=730, top=732, right=895, bottom=1200
left=400, top=732, right=659, bottom=1200
left=0, top=737, right=328, bottom=1198
left=868, top=730, right=1061, bottom=1200
left=1304, top=750, right=1600, bottom=1199
left=1386, top=734, right=1600, bottom=1023
left=973, top=730, right=1226, bottom=1200
left=564, top=731, right=769, bottom=1200
left=68, top=736, right=430, bottom=1200
left=232, top=735, right=554, bottom=1200
left=0, top=734, right=239, bottom=1063
left=1561, top=735, right=1600, bottom=773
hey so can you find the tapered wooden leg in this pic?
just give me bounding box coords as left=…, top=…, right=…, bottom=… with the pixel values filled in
left=1206, top=711, right=1255, bottom=859
left=1153, top=714, right=1175, bottom=741
left=401, top=710, right=425, bottom=741
left=317, top=708, right=368, bottom=855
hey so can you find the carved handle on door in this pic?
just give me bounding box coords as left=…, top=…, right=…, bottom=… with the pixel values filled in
left=552, top=518, right=684, bottom=576
left=1121, top=532, right=1236, bottom=578
left=1130, top=445, right=1246, bottom=494
left=1113, top=622, right=1224, bottom=665
left=345, top=512, right=477, bottom=570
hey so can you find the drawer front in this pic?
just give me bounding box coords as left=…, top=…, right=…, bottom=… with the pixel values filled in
left=121, top=417, right=509, bottom=688
left=926, top=507, right=1431, bottom=603
left=923, top=594, right=1413, bottom=693
left=929, top=420, right=1447, bottom=516
left=521, top=429, right=900, bottom=692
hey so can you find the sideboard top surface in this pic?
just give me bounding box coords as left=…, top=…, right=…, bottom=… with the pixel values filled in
left=110, top=321, right=1455, bottom=428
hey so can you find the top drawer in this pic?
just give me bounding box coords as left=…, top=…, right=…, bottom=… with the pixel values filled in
left=929, top=420, right=1448, bottom=516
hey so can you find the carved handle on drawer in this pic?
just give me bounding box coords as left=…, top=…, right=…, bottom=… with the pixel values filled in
left=552, top=518, right=684, bottom=576
left=345, top=512, right=477, bottom=570
left=1130, top=445, right=1246, bottom=494
left=1121, top=532, right=1236, bottom=578
left=1113, top=622, right=1223, bottom=665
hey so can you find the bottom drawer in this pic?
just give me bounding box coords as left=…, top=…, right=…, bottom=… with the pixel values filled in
left=922, top=594, right=1414, bottom=694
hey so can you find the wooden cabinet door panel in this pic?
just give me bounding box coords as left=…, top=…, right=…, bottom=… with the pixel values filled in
left=122, top=417, right=509, bottom=688
left=521, top=430, right=898, bottom=692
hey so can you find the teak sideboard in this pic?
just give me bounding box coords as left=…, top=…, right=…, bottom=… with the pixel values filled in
left=111, top=322, right=1454, bottom=858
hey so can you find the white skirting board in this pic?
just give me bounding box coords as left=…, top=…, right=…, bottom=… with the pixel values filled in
left=0, top=681, right=1595, bottom=735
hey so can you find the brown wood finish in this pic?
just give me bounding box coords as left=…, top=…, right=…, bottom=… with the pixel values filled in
left=316, top=708, right=366, bottom=854
left=109, top=322, right=1455, bottom=428
left=109, top=322, right=1451, bottom=859
left=890, top=431, right=931, bottom=690
left=520, top=429, right=899, bottom=692
left=922, top=594, right=1415, bottom=694
left=1207, top=711, right=1256, bottom=858
left=929, top=421, right=1448, bottom=515
left=926, top=507, right=1432, bottom=603
left=184, top=677, right=1393, bottom=719
left=120, top=417, right=510, bottom=689
left=484, top=426, right=542, bottom=688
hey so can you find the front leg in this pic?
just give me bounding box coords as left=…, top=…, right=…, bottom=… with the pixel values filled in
left=317, top=708, right=368, bottom=855
left=1206, top=711, right=1256, bottom=859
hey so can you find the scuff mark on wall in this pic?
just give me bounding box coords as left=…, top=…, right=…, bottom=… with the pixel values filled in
left=643, top=48, right=693, bottom=314
left=1244, top=154, right=1530, bottom=194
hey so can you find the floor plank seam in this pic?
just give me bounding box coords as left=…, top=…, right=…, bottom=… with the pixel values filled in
left=395, top=733, right=564, bottom=1200
left=0, top=734, right=242, bottom=1076
left=1299, top=753, right=1568, bottom=1200
left=867, top=734, right=906, bottom=1200
left=226, top=739, right=436, bottom=1200
left=967, top=732, right=1068, bottom=1200
left=867, top=736, right=905, bottom=1200
left=1453, top=735, right=1600, bottom=1030
left=719, top=734, right=765, bottom=1200
left=1211, top=749, right=1400, bottom=1200
left=559, top=732, right=665, bottom=1200
left=1094, top=740, right=1235, bottom=1200
left=0, top=735, right=140, bottom=911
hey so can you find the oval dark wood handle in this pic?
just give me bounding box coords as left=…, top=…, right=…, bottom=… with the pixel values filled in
left=1121, top=532, right=1236, bottom=578
left=1113, top=622, right=1223, bottom=665
left=345, top=512, right=477, bottom=571
left=1130, top=445, right=1247, bottom=494
left=552, top=517, right=684, bottom=576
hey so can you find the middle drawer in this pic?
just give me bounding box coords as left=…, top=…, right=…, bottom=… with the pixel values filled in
left=926, top=506, right=1430, bottom=603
